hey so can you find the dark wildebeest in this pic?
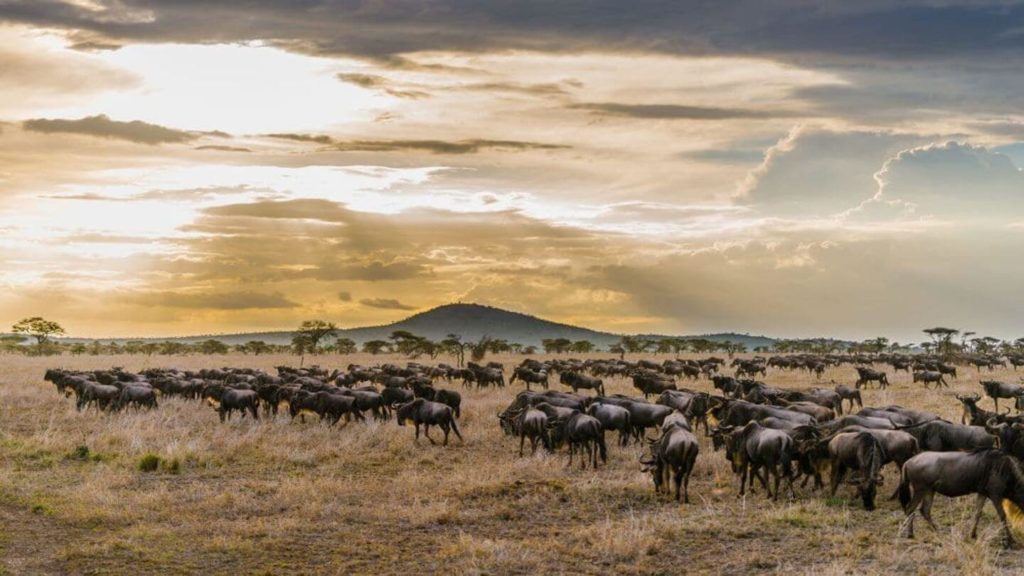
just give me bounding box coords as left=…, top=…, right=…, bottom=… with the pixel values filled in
left=715, top=421, right=796, bottom=501
left=956, top=393, right=1009, bottom=427
left=113, top=384, right=158, bottom=411
left=896, top=420, right=996, bottom=452
left=981, top=380, right=1024, bottom=413
left=510, top=367, right=549, bottom=391
left=560, top=371, right=605, bottom=396
left=897, top=449, right=1024, bottom=547
left=641, top=420, right=700, bottom=503
left=855, top=367, right=888, bottom=390
left=912, top=370, right=947, bottom=389
left=515, top=408, right=551, bottom=455
left=834, top=383, right=863, bottom=414
left=547, top=410, right=607, bottom=469
left=77, top=381, right=120, bottom=412
left=587, top=402, right=633, bottom=446
left=819, top=431, right=886, bottom=510
left=205, top=386, right=259, bottom=422
left=396, top=398, right=462, bottom=446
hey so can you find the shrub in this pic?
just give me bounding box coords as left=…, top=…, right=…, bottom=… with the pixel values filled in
left=138, top=453, right=161, bottom=472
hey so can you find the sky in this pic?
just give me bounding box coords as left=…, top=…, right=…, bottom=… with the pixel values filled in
left=1, top=1, right=1024, bottom=342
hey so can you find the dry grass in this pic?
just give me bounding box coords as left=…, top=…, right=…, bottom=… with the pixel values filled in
left=2, top=352, right=1024, bottom=574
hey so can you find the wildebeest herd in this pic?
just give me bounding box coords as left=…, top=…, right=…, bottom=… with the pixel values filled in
left=41, top=351, right=1024, bottom=547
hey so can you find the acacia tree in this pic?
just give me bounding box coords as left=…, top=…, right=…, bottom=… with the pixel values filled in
left=12, top=317, right=65, bottom=354
left=295, top=320, right=338, bottom=354
left=923, top=327, right=959, bottom=359
left=440, top=334, right=466, bottom=366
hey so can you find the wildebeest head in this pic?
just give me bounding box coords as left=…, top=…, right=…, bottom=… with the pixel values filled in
left=396, top=398, right=425, bottom=425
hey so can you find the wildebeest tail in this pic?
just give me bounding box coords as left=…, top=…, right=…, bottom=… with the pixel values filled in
left=596, top=431, right=608, bottom=463
left=450, top=414, right=464, bottom=441
left=896, top=465, right=911, bottom=509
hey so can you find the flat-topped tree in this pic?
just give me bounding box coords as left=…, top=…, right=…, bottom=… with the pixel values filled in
left=923, top=327, right=959, bottom=359
left=12, top=316, right=64, bottom=355
left=295, top=320, right=338, bottom=354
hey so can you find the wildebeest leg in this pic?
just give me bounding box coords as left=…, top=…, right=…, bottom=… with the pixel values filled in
left=519, top=432, right=526, bottom=456
left=219, top=408, right=226, bottom=423
left=423, top=424, right=437, bottom=445
left=441, top=423, right=450, bottom=446
left=970, top=494, right=987, bottom=539
left=567, top=442, right=574, bottom=467
left=830, top=462, right=845, bottom=497
left=920, top=491, right=938, bottom=531
left=738, top=463, right=748, bottom=497
left=673, top=466, right=683, bottom=502
left=992, top=496, right=1019, bottom=548
left=413, top=423, right=421, bottom=441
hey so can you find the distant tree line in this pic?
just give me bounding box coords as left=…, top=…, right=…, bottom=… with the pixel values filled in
left=9, top=317, right=1020, bottom=364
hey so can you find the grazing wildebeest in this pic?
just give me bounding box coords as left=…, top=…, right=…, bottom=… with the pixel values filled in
left=517, top=408, right=551, bottom=455
left=560, top=371, right=605, bottom=396
left=912, top=370, right=947, bottom=389
left=834, top=383, right=863, bottom=414
left=587, top=402, right=633, bottom=446
left=980, top=380, right=1024, bottom=413
left=715, top=422, right=796, bottom=501
left=396, top=398, right=462, bottom=446
left=897, top=449, right=1024, bottom=547
left=855, top=367, right=888, bottom=390
left=547, top=410, right=607, bottom=469
left=641, top=420, right=700, bottom=503
left=821, top=431, right=886, bottom=510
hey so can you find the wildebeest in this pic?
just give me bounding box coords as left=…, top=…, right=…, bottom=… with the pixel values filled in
left=897, top=449, right=1024, bottom=547
left=896, top=420, right=995, bottom=452
left=855, top=367, right=888, bottom=390
left=912, top=370, right=947, bottom=389
left=715, top=421, right=796, bottom=501
left=641, top=420, right=699, bottom=502
left=956, top=393, right=1009, bottom=427
left=820, top=431, right=886, bottom=510
left=510, top=367, right=549, bottom=391
left=980, top=380, right=1024, bottom=412
left=560, top=371, right=605, bottom=396
left=396, top=398, right=462, bottom=446
left=205, top=386, right=259, bottom=422
left=587, top=402, right=633, bottom=446
left=113, top=384, right=158, bottom=411
left=499, top=407, right=551, bottom=456
left=834, top=383, right=863, bottom=414
left=547, top=410, right=607, bottom=469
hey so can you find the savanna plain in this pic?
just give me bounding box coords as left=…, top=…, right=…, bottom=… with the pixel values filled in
left=2, top=353, right=1023, bottom=575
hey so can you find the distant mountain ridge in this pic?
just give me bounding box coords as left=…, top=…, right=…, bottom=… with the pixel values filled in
left=44, top=303, right=778, bottom=350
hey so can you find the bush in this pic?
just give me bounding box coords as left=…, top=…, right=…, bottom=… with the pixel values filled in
left=138, top=453, right=161, bottom=472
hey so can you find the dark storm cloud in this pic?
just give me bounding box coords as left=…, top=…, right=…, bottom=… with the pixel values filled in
left=3, top=1, right=1023, bottom=62
left=23, top=114, right=197, bottom=145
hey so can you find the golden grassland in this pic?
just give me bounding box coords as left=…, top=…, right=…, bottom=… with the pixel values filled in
left=3, top=352, right=1024, bottom=575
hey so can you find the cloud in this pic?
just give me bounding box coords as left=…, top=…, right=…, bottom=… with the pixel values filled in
left=335, top=73, right=430, bottom=98
left=570, top=102, right=803, bottom=120
left=868, top=141, right=1024, bottom=219
left=126, top=291, right=300, bottom=310
left=360, top=297, right=415, bottom=311
left=3, top=1, right=1024, bottom=63
left=264, top=133, right=568, bottom=154
left=22, top=114, right=197, bottom=145
left=739, top=128, right=929, bottom=217
left=195, top=145, right=252, bottom=153
left=337, top=291, right=352, bottom=302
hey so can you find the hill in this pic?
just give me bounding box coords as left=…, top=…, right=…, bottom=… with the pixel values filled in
left=42, top=303, right=778, bottom=350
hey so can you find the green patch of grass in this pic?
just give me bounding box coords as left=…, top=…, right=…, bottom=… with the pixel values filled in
left=138, top=453, right=162, bottom=472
